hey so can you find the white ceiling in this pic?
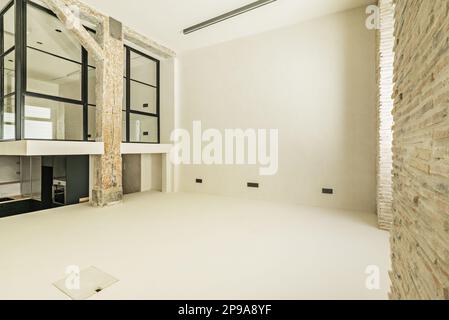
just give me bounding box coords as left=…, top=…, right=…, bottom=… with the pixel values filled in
left=82, top=0, right=374, bottom=53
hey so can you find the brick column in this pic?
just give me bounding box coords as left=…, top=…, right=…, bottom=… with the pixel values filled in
left=376, top=0, right=395, bottom=230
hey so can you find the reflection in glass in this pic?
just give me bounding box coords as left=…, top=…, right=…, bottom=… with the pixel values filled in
left=129, top=113, right=158, bottom=143
left=24, top=105, right=52, bottom=139
left=24, top=96, right=83, bottom=140
left=3, top=3, right=15, bottom=51
left=2, top=95, right=15, bottom=140
left=130, top=51, right=157, bottom=86
left=3, top=49, right=15, bottom=95
left=27, top=48, right=82, bottom=101
left=27, top=4, right=81, bottom=62
left=130, top=80, right=157, bottom=114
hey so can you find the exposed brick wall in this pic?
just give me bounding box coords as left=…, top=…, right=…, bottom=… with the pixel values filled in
left=390, top=0, right=449, bottom=300
left=377, top=0, right=395, bottom=231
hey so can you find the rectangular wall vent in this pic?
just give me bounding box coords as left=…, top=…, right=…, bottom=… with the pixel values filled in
left=247, top=182, right=259, bottom=188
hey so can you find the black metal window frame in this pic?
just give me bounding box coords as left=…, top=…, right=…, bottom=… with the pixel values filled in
left=0, top=0, right=15, bottom=140
left=123, top=45, right=161, bottom=144
left=0, top=0, right=95, bottom=142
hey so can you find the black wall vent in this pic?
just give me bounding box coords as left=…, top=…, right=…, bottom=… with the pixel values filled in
left=247, top=182, right=259, bottom=188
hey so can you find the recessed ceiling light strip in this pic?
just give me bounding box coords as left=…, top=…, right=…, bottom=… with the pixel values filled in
left=183, top=0, right=277, bottom=35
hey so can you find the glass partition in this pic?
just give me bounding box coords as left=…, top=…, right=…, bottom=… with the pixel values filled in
left=3, top=48, right=14, bottom=95
left=129, top=112, right=158, bottom=143
left=2, top=1, right=14, bottom=52
left=0, top=1, right=15, bottom=140
left=0, top=1, right=161, bottom=144
left=27, top=47, right=82, bottom=101
left=2, top=94, right=14, bottom=139
left=24, top=2, right=86, bottom=140
left=0, top=0, right=97, bottom=141
left=24, top=96, right=84, bottom=140
left=123, top=46, right=160, bottom=143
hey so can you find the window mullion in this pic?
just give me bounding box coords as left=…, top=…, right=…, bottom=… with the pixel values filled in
left=126, top=47, right=131, bottom=143
left=15, top=0, right=26, bottom=140
left=156, top=60, right=160, bottom=143
left=82, top=47, right=88, bottom=141
left=0, top=14, right=4, bottom=140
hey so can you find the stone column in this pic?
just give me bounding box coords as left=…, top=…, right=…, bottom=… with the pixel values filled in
left=91, top=17, right=124, bottom=206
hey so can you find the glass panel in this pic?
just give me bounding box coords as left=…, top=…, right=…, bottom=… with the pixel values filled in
left=88, top=67, right=96, bottom=105
left=130, top=51, right=157, bottom=86
left=122, top=111, right=126, bottom=142
left=3, top=3, right=14, bottom=51
left=25, top=119, right=53, bottom=140
left=87, top=29, right=97, bottom=67
left=88, top=106, right=96, bottom=141
left=24, top=96, right=83, bottom=140
left=129, top=113, right=158, bottom=143
left=27, top=48, right=82, bottom=101
left=130, top=80, right=157, bottom=114
left=3, top=49, right=14, bottom=95
left=27, top=4, right=82, bottom=62
left=2, top=95, right=15, bottom=140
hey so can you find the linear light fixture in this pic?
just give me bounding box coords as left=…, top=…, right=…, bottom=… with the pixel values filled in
left=183, top=0, right=277, bottom=35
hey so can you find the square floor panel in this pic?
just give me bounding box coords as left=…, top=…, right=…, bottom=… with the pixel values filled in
left=53, top=266, right=119, bottom=300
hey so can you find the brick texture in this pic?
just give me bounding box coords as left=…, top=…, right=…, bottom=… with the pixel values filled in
left=377, top=0, right=395, bottom=231
left=390, top=0, right=449, bottom=300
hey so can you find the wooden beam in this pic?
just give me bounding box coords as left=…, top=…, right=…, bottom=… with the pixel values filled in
left=61, top=0, right=103, bottom=25
left=46, top=0, right=176, bottom=59
left=123, top=26, right=176, bottom=58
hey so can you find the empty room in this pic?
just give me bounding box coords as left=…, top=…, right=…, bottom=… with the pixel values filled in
left=0, top=0, right=448, bottom=304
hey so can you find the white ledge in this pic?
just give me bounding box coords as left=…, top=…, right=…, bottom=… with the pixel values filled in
left=0, top=140, right=104, bottom=156
left=121, top=143, right=172, bottom=154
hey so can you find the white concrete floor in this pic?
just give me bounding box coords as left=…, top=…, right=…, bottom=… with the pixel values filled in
left=0, top=192, right=390, bottom=300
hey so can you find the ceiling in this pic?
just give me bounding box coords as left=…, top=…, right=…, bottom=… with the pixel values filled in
left=82, top=0, right=374, bottom=53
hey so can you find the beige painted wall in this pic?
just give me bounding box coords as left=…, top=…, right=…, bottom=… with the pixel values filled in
left=141, top=154, right=162, bottom=192
left=177, top=7, right=377, bottom=212
left=0, top=156, right=20, bottom=197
